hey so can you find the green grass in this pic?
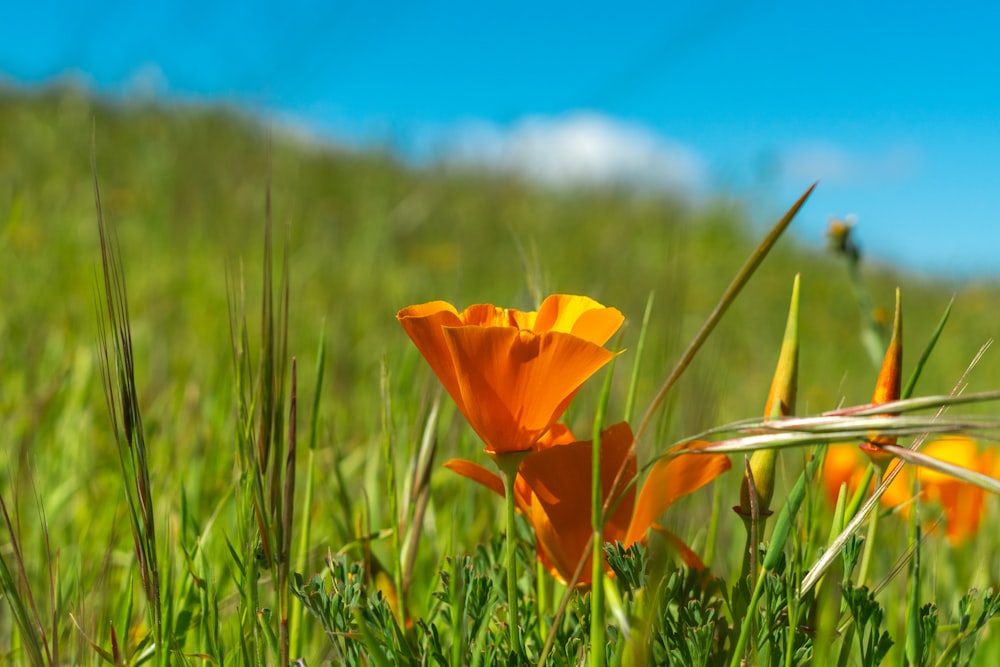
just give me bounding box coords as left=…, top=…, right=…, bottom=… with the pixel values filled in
left=1, top=85, right=1000, bottom=665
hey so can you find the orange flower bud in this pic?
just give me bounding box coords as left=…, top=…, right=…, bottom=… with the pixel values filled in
left=860, top=288, right=902, bottom=465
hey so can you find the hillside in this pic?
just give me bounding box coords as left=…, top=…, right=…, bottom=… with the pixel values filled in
left=3, top=86, right=996, bottom=434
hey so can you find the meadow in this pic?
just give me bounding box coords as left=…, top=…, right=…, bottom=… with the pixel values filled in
left=2, top=86, right=1000, bottom=665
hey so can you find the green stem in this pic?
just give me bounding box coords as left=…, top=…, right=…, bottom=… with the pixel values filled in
left=703, top=477, right=723, bottom=567
left=490, top=451, right=529, bottom=656
left=501, top=469, right=520, bottom=653
left=730, top=568, right=768, bottom=667
left=536, top=559, right=550, bottom=632
left=857, top=463, right=884, bottom=585
left=591, top=426, right=606, bottom=667
left=590, top=337, right=617, bottom=667
left=904, top=477, right=922, bottom=665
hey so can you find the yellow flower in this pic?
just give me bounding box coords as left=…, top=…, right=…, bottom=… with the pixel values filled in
left=398, top=294, right=624, bottom=455
left=448, top=422, right=731, bottom=585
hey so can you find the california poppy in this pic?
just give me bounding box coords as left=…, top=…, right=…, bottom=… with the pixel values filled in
left=916, top=436, right=993, bottom=544
left=397, top=294, right=624, bottom=455
left=443, top=423, right=575, bottom=515
left=448, top=422, right=731, bottom=585
left=820, top=444, right=910, bottom=509
left=821, top=436, right=993, bottom=545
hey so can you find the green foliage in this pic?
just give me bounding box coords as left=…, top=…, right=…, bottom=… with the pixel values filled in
left=935, top=588, right=1000, bottom=666
left=649, top=570, right=731, bottom=667
left=843, top=581, right=894, bottom=667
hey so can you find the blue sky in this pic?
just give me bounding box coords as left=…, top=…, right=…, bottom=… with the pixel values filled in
left=3, top=1, right=999, bottom=277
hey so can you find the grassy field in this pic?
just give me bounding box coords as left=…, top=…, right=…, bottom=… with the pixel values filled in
left=2, top=85, right=1000, bottom=665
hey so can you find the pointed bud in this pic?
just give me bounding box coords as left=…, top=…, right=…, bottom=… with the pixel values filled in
left=861, top=288, right=902, bottom=464
left=736, top=275, right=800, bottom=517
left=763, top=274, right=800, bottom=422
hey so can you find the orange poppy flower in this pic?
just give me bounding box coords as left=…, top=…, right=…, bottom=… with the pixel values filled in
left=820, top=444, right=910, bottom=509
left=916, top=436, right=993, bottom=544
left=447, top=422, right=731, bottom=585
left=443, top=423, right=576, bottom=515
left=821, top=436, right=993, bottom=545
left=397, top=294, right=624, bottom=455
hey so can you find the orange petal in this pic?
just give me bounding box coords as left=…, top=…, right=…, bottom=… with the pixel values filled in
left=624, top=441, right=731, bottom=547
left=511, top=424, right=578, bottom=511
left=934, top=481, right=983, bottom=544
left=821, top=445, right=911, bottom=510
left=878, top=459, right=913, bottom=510
left=916, top=436, right=988, bottom=544
left=916, top=436, right=981, bottom=485
left=398, top=301, right=460, bottom=320
left=458, top=303, right=521, bottom=328
left=536, top=423, right=576, bottom=450
left=397, top=302, right=467, bottom=414
left=519, top=422, right=637, bottom=585
left=443, top=326, right=616, bottom=453
left=821, top=444, right=867, bottom=505
left=650, top=525, right=707, bottom=570
left=443, top=458, right=532, bottom=513
left=443, top=458, right=505, bottom=497
left=533, top=294, right=625, bottom=345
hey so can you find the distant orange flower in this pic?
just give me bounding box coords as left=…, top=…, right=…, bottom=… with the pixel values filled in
left=820, top=444, right=910, bottom=509
left=821, top=436, right=993, bottom=545
left=447, top=422, right=731, bottom=585
left=397, top=294, right=624, bottom=455
left=916, top=436, right=994, bottom=544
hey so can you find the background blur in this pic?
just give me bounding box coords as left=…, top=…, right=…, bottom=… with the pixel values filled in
left=3, top=1, right=1000, bottom=277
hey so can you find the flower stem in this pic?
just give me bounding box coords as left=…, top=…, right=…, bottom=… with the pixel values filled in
left=490, top=450, right=530, bottom=656
left=502, top=469, right=520, bottom=652
left=857, top=462, right=884, bottom=585
left=590, top=430, right=606, bottom=667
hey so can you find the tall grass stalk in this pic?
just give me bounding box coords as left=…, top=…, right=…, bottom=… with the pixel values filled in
left=290, top=329, right=327, bottom=658
left=94, top=166, right=165, bottom=663
left=622, top=292, right=654, bottom=425
left=227, top=187, right=296, bottom=665
left=635, top=183, right=816, bottom=441
left=400, top=395, right=440, bottom=605
left=379, top=358, right=407, bottom=629
left=0, top=491, right=52, bottom=666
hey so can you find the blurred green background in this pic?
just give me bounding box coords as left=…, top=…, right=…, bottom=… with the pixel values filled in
left=2, top=88, right=999, bottom=656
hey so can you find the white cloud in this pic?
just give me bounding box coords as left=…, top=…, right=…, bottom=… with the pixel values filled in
left=432, top=112, right=707, bottom=193
left=123, top=62, right=169, bottom=99
left=778, top=141, right=922, bottom=186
